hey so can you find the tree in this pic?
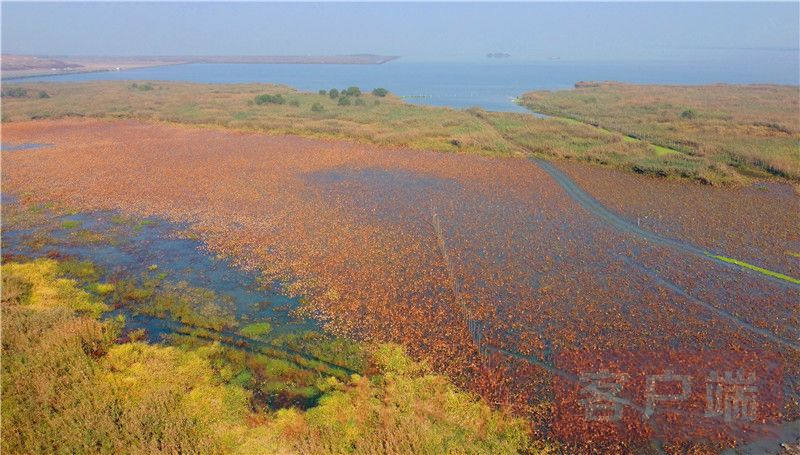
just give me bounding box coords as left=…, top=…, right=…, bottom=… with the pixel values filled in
left=254, top=94, right=286, bottom=105
left=329, top=89, right=339, bottom=99
left=372, top=88, right=389, bottom=97
left=345, top=86, right=361, bottom=97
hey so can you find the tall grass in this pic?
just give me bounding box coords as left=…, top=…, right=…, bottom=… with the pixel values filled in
left=240, top=345, right=532, bottom=454
left=0, top=81, right=516, bottom=157
left=1, top=258, right=534, bottom=454
left=519, top=82, right=800, bottom=183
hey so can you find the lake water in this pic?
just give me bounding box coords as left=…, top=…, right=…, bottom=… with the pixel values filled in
left=1, top=207, right=317, bottom=342
left=0, top=143, right=53, bottom=152
left=15, top=53, right=800, bottom=112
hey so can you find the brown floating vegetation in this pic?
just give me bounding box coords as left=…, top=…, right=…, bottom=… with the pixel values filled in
left=3, top=118, right=798, bottom=451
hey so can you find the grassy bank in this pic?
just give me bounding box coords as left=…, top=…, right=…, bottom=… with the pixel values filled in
left=519, top=82, right=800, bottom=183
left=0, top=81, right=513, bottom=156
left=2, top=80, right=798, bottom=185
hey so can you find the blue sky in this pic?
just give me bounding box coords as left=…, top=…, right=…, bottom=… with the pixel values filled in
left=2, top=2, right=798, bottom=61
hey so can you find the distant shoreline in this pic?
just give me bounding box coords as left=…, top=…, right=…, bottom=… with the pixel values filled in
left=1, top=54, right=400, bottom=80
left=2, top=63, right=186, bottom=81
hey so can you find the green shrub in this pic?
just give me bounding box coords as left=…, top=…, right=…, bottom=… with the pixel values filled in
left=338, top=96, right=352, bottom=106
left=1, top=87, right=28, bottom=98
left=239, top=322, right=272, bottom=339
left=311, top=102, right=325, bottom=112
left=2, top=259, right=108, bottom=317
left=61, top=219, right=82, bottom=229
left=289, top=99, right=300, bottom=107
left=136, top=281, right=237, bottom=331
left=328, top=88, right=339, bottom=99
left=318, top=89, right=327, bottom=96
left=56, top=258, right=101, bottom=283
left=129, top=82, right=154, bottom=91
left=354, top=98, right=366, bottom=106
left=38, top=91, right=50, bottom=99
left=344, top=86, right=361, bottom=97
left=254, top=93, right=286, bottom=105
left=680, top=109, right=697, bottom=120
left=92, top=283, right=116, bottom=295
left=372, top=88, right=389, bottom=97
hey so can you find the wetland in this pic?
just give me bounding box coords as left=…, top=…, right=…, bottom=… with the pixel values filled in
left=2, top=79, right=798, bottom=453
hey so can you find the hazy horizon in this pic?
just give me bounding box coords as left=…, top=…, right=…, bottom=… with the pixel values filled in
left=2, top=2, right=799, bottom=62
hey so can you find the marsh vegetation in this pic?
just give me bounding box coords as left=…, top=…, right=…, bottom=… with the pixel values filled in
left=1, top=263, right=529, bottom=453
left=0, top=202, right=533, bottom=454
left=520, top=82, right=800, bottom=183
left=2, top=78, right=798, bottom=453
left=4, top=81, right=797, bottom=185
left=3, top=118, right=798, bottom=452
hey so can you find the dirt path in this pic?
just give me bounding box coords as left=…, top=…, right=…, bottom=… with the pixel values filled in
left=531, top=157, right=800, bottom=289
left=468, top=104, right=800, bottom=289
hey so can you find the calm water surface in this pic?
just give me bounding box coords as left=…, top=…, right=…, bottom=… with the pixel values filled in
left=17, top=52, right=799, bottom=112
left=1, top=208, right=316, bottom=342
